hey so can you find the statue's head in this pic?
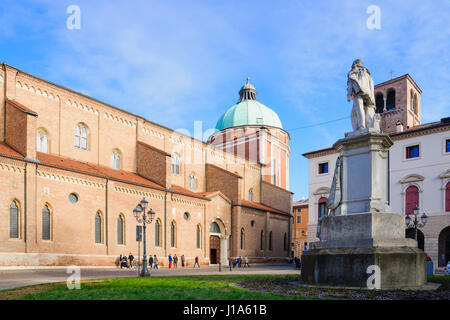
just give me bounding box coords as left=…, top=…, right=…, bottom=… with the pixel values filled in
left=352, top=59, right=363, bottom=68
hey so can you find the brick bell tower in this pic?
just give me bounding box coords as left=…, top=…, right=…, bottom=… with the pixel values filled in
left=374, top=74, right=422, bottom=134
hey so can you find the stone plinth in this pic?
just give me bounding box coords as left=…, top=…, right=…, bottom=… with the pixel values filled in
left=302, top=131, right=427, bottom=289
left=301, top=247, right=426, bottom=289
left=334, top=130, right=393, bottom=215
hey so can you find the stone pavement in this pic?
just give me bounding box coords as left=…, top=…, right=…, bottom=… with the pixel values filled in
left=0, top=263, right=299, bottom=291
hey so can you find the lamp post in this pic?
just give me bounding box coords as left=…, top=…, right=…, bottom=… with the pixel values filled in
left=405, top=205, right=427, bottom=242
left=133, top=198, right=155, bottom=277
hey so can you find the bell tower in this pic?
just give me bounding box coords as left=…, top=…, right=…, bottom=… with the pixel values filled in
left=374, top=74, right=422, bottom=134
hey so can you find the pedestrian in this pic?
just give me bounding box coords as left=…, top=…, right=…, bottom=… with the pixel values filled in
left=122, top=254, right=128, bottom=268
left=149, top=254, right=154, bottom=269
left=128, top=252, right=134, bottom=268
left=119, top=254, right=123, bottom=268
left=181, top=254, right=185, bottom=267
left=233, top=256, right=241, bottom=268
left=244, top=256, right=250, bottom=268
left=239, top=256, right=242, bottom=268
left=168, top=254, right=173, bottom=269
left=303, top=247, right=307, bottom=253
left=173, top=254, right=178, bottom=269
left=153, top=255, right=159, bottom=269
left=194, top=256, right=200, bottom=268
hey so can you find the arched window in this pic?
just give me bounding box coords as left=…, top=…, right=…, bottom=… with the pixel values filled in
left=155, top=219, right=161, bottom=247
left=318, top=197, right=328, bottom=219
left=10, top=201, right=19, bottom=239
left=283, top=233, right=287, bottom=251
left=375, top=93, right=384, bottom=114
left=95, top=212, right=102, bottom=243
left=210, top=221, right=220, bottom=233
left=189, top=173, right=196, bottom=189
left=74, top=123, right=88, bottom=149
left=272, top=159, right=277, bottom=185
left=110, top=150, right=121, bottom=170
left=42, top=205, right=51, bottom=240
left=405, top=186, right=419, bottom=215
left=117, top=215, right=124, bottom=245
left=386, top=89, right=396, bottom=110
left=269, top=231, right=273, bottom=251
left=36, top=129, right=49, bottom=153
left=171, top=153, right=180, bottom=174
left=240, top=228, right=245, bottom=250
left=196, top=225, right=201, bottom=249
left=413, top=93, right=418, bottom=114
left=248, top=189, right=253, bottom=201
left=171, top=221, right=176, bottom=247
left=260, top=230, right=264, bottom=250
left=445, top=182, right=450, bottom=212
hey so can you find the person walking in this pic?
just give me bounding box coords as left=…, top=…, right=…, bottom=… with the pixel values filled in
left=244, top=256, right=250, bottom=268
left=123, top=254, right=128, bottom=268
left=153, top=255, right=159, bottom=269
left=168, top=254, right=173, bottom=269
left=181, top=254, right=185, bottom=267
left=119, top=254, right=123, bottom=268
left=194, top=256, right=200, bottom=268
left=128, top=253, right=134, bottom=268
left=173, top=254, right=178, bottom=269
left=149, top=254, right=154, bottom=269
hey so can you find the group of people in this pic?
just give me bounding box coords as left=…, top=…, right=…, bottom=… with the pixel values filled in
left=232, top=256, right=250, bottom=268
left=119, top=253, right=201, bottom=269
left=119, top=253, right=135, bottom=269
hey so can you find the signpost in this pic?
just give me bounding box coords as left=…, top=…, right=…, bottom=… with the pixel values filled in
left=136, top=225, right=142, bottom=276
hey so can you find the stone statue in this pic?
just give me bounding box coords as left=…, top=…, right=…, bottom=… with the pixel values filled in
left=326, top=156, right=343, bottom=214
left=347, top=59, right=380, bottom=132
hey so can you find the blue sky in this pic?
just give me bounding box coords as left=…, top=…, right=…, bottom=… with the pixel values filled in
left=1, top=0, right=449, bottom=201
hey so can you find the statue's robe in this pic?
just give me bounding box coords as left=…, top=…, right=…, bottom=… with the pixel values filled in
left=347, top=66, right=375, bottom=107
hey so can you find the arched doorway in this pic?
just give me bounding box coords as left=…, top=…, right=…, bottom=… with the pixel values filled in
left=405, top=228, right=424, bottom=251
left=438, top=226, right=450, bottom=267
left=209, top=220, right=228, bottom=265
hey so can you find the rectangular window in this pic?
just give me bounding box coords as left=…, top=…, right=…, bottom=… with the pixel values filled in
left=446, top=139, right=450, bottom=153
left=297, top=216, right=301, bottom=224
left=406, top=145, right=420, bottom=159
left=318, top=162, right=328, bottom=174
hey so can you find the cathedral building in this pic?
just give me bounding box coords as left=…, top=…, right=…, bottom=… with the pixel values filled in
left=304, top=74, right=450, bottom=270
left=0, top=63, right=292, bottom=267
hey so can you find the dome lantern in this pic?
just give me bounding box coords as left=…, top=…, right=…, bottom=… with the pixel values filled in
left=238, top=77, right=257, bottom=102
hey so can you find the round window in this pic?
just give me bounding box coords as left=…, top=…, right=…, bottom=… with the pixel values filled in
left=69, top=193, right=79, bottom=203
left=184, top=212, right=190, bottom=220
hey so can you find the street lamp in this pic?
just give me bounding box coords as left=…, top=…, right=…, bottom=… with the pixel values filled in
left=405, top=205, right=427, bottom=242
left=133, top=198, right=155, bottom=277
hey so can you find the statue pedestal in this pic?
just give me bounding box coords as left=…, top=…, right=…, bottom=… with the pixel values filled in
left=302, top=132, right=426, bottom=289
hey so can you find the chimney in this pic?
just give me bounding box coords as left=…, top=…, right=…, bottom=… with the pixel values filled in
left=396, top=120, right=404, bottom=132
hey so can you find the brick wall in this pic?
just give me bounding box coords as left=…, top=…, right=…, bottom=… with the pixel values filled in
left=137, top=141, right=168, bottom=187
left=206, top=164, right=241, bottom=203
left=261, top=181, right=292, bottom=213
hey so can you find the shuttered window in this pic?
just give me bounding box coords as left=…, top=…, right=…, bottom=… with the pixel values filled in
left=95, top=212, right=102, bottom=243
left=445, top=182, right=450, bottom=212
left=197, top=225, right=201, bottom=249
left=405, top=186, right=419, bottom=215
left=269, top=231, right=273, bottom=251
left=171, top=221, right=176, bottom=247
left=10, top=201, right=19, bottom=238
left=117, top=215, right=124, bottom=245
left=42, top=205, right=51, bottom=240
left=155, top=220, right=160, bottom=247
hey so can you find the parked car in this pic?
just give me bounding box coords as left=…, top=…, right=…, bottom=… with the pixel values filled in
left=445, top=261, right=450, bottom=276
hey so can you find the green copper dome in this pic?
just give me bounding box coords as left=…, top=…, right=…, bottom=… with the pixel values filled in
left=215, top=78, right=283, bottom=131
